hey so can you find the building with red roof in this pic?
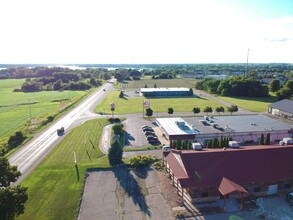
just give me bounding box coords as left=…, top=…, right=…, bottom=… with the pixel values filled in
left=163, top=145, right=293, bottom=208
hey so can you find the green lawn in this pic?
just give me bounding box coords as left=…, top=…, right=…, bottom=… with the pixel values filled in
left=17, top=119, right=110, bottom=220
left=217, top=95, right=278, bottom=112
left=95, top=90, right=222, bottom=114
left=0, top=79, right=87, bottom=142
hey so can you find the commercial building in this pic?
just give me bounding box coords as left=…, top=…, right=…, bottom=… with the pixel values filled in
left=163, top=145, right=293, bottom=207
left=156, top=115, right=293, bottom=146
left=140, top=88, right=190, bottom=97
left=268, top=99, right=293, bottom=120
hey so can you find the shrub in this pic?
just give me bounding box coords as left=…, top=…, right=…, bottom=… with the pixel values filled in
left=8, top=131, right=26, bottom=150
left=129, top=155, right=157, bottom=167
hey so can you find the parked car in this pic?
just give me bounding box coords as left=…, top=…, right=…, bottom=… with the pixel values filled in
left=143, top=127, right=154, bottom=132
left=145, top=131, right=155, bottom=136
left=141, top=125, right=151, bottom=129
left=162, top=146, right=171, bottom=151
left=146, top=135, right=158, bottom=141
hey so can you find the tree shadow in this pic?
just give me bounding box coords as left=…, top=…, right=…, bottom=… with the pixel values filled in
left=85, top=147, right=92, bottom=162
left=112, top=166, right=151, bottom=217
left=89, top=139, right=95, bottom=149
left=75, top=164, right=80, bottom=181
left=124, top=131, right=135, bottom=146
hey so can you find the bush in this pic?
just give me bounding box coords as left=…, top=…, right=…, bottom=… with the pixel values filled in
left=129, top=155, right=158, bottom=167
left=8, top=131, right=26, bottom=150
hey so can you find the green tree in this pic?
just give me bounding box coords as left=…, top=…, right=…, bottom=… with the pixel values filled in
left=276, top=88, right=292, bottom=100
left=119, top=90, right=124, bottom=98
left=188, top=88, right=193, bottom=96
left=176, top=139, right=181, bottom=150
left=0, top=157, right=28, bottom=220
left=182, top=140, right=188, bottom=149
left=203, top=106, right=213, bottom=115
left=265, top=133, right=271, bottom=145
left=144, top=84, right=148, bottom=88
left=53, top=79, right=62, bottom=90
left=215, top=106, right=225, bottom=115
left=269, top=79, right=280, bottom=93
left=259, top=134, right=264, bottom=145
left=168, top=107, right=174, bottom=117
left=108, top=140, right=123, bottom=166
left=227, top=105, right=238, bottom=115
left=145, top=108, right=153, bottom=118
left=112, top=123, right=123, bottom=135
left=285, top=80, right=293, bottom=91
left=8, top=131, right=26, bottom=151
left=192, top=107, right=200, bottom=116
left=154, top=83, right=157, bottom=88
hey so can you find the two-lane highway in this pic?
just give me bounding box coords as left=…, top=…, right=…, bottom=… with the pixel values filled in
left=9, top=81, right=114, bottom=182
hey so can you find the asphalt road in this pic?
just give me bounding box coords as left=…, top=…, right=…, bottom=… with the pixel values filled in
left=9, top=80, right=114, bottom=183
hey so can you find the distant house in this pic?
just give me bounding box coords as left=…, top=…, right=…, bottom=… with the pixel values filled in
left=140, top=88, right=190, bottom=97
left=268, top=99, right=293, bottom=120
left=163, top=145, right=293, bottom=208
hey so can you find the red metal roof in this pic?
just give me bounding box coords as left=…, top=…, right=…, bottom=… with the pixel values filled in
left=218, top=177, right=248, bottom=195
left=165, top=145, right=293, bottom=189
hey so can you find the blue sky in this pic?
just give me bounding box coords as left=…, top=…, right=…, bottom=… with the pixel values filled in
left=0, top=0, right=292, bottom=64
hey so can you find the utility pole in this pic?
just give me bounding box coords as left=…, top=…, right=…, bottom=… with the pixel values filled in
left=245, top=49, right=250, bottom=78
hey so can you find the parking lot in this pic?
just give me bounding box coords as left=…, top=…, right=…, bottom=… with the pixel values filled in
left=78, top=166, right=172, bottom=220
left=123, top=114, right=162, bottom=148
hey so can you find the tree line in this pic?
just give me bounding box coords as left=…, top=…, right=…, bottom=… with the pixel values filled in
left=269, top=79, right=293, bottom=100
left=195, top=76, right=269, bottom=97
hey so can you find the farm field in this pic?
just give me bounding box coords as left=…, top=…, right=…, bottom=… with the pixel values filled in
left=217, top=95, right=277, bottom=112
left=0, top=79, right=86, bottom=142
left=96, top=90, right=222, bottom=114
left=17, top=119, right=110, bottom=220
left=116, top=78, right=199, bottom=89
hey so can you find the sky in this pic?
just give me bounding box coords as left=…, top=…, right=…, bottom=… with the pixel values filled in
left=0, top=0, right=293, bottom=64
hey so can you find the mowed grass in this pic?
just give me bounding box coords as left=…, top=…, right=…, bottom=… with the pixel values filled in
left=217, top=95, right=278, bottom=112
left=17, top=119, right=110, bottom=220
left=117, top=78, right=199, bottom=89
left=0, top=79, right=86, bottom=141
left=96, top=90, right=222, bottom=114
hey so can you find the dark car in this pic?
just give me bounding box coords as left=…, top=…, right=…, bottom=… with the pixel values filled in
left=141, top=125, right=151, bottom=129
left=143, top=127, right=154, bottom=132
left=145, top=131, right=155, bottom=136
left=146, top=135, right=158, bottom=140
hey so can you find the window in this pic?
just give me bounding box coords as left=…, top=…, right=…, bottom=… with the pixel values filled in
left=254, top=187, right=261, bottom=192
left=285, top=183, right=292, bottom=189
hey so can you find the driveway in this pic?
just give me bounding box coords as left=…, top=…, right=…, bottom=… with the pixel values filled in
left=78, top=166, right=172, bottom=220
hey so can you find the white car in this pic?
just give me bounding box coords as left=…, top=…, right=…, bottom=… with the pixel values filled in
left=162, top=146, right=171, bottom=151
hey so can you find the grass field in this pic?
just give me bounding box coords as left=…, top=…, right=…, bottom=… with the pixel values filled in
left=17, top=119, right=110, bottom=220
left=115, top=78, right=199, bottom=89
left=217, top=95, right=278, bottom=112
left=0, top=79, right=87, bottom=142
left=95, top=90, right=222, bottom=114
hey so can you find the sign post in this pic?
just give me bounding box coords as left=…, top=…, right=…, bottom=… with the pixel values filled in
left=143, top=100, right=150, bottom=117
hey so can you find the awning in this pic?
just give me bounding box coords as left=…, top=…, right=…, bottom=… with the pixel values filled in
left=218, top=177, right=248, bottom=195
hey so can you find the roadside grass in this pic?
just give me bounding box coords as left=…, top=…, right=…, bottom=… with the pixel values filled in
left=0, top=79, right=87, bottom=142
left=17, top=119, right=110, bottom=220
left=115, top=78, right=199, bottom=89
left=217, top=95, right=278, bottom=112
left=96, top=90, right=222, bottom=114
